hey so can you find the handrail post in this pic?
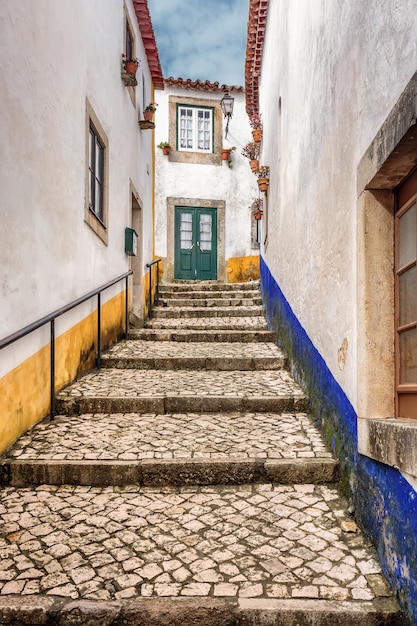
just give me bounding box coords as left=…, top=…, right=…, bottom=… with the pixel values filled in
left=97, top=293, right=101, bottom=368
left=149, top=265, right=153, bottom=319
left=50, top=319, right=55, bottom=420
left=125, top=275, right=129, bottom=339
left=155, top=260, right=160, bottom=306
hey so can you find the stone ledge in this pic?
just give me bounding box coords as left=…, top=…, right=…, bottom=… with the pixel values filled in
left=0, top=596, right=402, bottom=626
left=358, top=417, right=417, bottom=480
left=3, top=457, right=338, bottom=487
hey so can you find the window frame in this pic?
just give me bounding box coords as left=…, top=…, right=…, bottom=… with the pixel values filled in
left=85, top=99, right=108, bottom=244
left=122, top=4, right=137, bottom=102
left=88, top=122, right=105, bottom=223
left=168, top=95, right=222, bottom=166
left=177, top=104, right=214, bottom=153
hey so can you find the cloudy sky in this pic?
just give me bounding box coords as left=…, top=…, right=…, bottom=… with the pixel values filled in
left=147, top=0, right=248, bottom=86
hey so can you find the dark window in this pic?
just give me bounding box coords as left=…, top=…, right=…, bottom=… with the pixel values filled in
left=126, top=21, right=134, bottom=61
left=89, top=123, right=104, bottom=222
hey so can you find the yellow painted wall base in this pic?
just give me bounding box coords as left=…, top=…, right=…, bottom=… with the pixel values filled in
left=0, top=291, right=126, bottom=455
left=226, top=255, right=260, bottom=283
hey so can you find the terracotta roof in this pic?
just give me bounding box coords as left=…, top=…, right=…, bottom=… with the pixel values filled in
left=132, top=0, right=164, bottom=89
left=163, top=77, right=243, bottom=93
left=245, top=0, right=269, bottom=116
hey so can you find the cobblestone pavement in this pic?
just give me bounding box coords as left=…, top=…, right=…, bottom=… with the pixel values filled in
left=57, top=369, right=305, bottom=399
left=158, top=297, right=262, bottom=307
left=7, top=413, right=331, bottom=461
left=152, top=307, right=263, bottom=319
left=0, top=484, right=390, bottom=602
left=0, top=282, right=400, bottom=622
left=145, top=317, right=269, bottom=330
left=103, top=341, right=283, bottom=360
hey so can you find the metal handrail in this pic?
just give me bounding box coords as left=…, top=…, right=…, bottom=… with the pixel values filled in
left=0, top=270, right=133, bottom=419
left=146, top=258, right=161, bottom=319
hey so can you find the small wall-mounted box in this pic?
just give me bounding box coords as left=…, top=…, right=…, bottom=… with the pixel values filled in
left=125, top=227, right=138, bottom=256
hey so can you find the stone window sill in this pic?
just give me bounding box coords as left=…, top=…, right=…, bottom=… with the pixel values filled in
left=358, top=417, right=417, bottom=485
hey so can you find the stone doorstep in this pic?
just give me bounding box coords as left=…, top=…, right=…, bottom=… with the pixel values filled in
left=2, top=457, right=340, bottom=487
left=159, top=282, right=260, bottom=293
left=151, top=307, right=264, bottom=319
left=0, top=597, right=403, bottom=626
left=129, top=330, right=277, bottom=342
left=54, top=395, right=310, bottom=416
left=100, top=356, right=286, bottom=371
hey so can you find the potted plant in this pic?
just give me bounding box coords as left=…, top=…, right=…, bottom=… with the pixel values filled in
left=122, top=53, right=140, bottom=76
left=251, top=198, right=263, bottom=220
left=249, top=113, right=263, bottom=143
left=256, top=165, right=270, bottom=193
left=241, top=141, right=260, bottom=172
left=221, top=146, right=236, bottom=167
left=158, top=141, right=171, bottom=155
left=143, top=103, right=158, bottom=122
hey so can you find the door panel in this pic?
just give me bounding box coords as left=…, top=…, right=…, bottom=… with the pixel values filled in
left=174, top=207, right=217, bottom=280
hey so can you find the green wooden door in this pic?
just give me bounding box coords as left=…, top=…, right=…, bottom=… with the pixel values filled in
left=174, top=207, right=217, bottom=280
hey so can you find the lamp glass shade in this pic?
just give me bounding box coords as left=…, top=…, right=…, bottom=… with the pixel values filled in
left=221, top=92, right=234, bottom=117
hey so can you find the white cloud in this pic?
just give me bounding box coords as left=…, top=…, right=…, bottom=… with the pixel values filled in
left=147, top=0, right=248, bottom=86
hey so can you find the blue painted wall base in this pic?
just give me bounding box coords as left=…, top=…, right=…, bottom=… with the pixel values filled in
left=260, top=255, right=417, bottom=624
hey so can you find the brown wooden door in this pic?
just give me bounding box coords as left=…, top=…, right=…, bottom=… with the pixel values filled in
left=395, top=168, right=417, bottom=418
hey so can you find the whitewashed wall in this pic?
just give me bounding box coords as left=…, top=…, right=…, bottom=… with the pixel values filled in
left=258, top=0, right=417, bottom=408
left=0, top=0, right=154, bottom=362
left=154, top=86, right=259, bottom=274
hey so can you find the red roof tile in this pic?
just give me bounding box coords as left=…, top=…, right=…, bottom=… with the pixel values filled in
left=245, top=0, right=269, bottom=115
left=163, top=77, right=243, bottom=93
left=132, top=0, right=164, bottom=89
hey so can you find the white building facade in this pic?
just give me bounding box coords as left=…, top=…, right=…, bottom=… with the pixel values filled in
left=154, top=79, right=260, bottom=284
left=0, top=0, right=163, bottom=453
left=248, top=0, right=417, bottom=620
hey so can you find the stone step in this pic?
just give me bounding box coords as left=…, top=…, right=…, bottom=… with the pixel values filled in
left=101, top=341, right=286, bottom=370
left=0, top=483, right=400, bottom=624
left=129, top=329, right=276, bottom=343
left=158, top=297, right=262, bottom=307
left=144, top=317, right=269, bottom=331
left=151, top=306, right=264, bottom=319
left=55, top=369, right=309, bottom=416
left=3, top=457, right=339, bottom=488
left=0, top=597, right=402, bottom=626
left=3, top=411, right=337, bottom=487
left=159, top=289, right=261, bottom=300
left=159, top=280, right=260, bottom=293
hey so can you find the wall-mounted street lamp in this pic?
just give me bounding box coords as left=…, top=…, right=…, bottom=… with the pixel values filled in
left=220, top=90, right=234, bottom=139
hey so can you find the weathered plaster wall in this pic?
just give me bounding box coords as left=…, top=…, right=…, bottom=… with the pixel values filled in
left=257, top=0, right=417, bottom=621
left=0, top=0, right=154, bottom=343
left=154, top=87, right=259, bottom=282
left=259, top=0, right=417, bottom=409
left=0, top=0, right=156, bottom=449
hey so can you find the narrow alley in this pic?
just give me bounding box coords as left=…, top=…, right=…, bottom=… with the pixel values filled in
left=0, top=283, right=401, bottom=624
left=2, top=0, right=417, bottom=623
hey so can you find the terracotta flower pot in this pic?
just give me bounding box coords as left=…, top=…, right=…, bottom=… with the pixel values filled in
left=252, top=129, right=262, bottom=143
left=253, top=209, right=263, bottom=220
left=221, top=149, right=231, bottom=161
left=144, top=109, right=154, bottom=122
left=162, top=146, right=170, bottom=155
left=124, top=61, right=138, bottom=75
left=257, top=177, right=269, bottom=193
left=250, top=159, right=259, bottom=173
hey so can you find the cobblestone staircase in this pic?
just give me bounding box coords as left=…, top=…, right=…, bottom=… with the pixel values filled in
left=0, top=281, right=402, bottom=624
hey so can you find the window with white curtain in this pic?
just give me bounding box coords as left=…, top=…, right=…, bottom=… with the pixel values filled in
left=199, top=214, right=212, bottom=251
left=178, top=106, right=213, bottom=152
